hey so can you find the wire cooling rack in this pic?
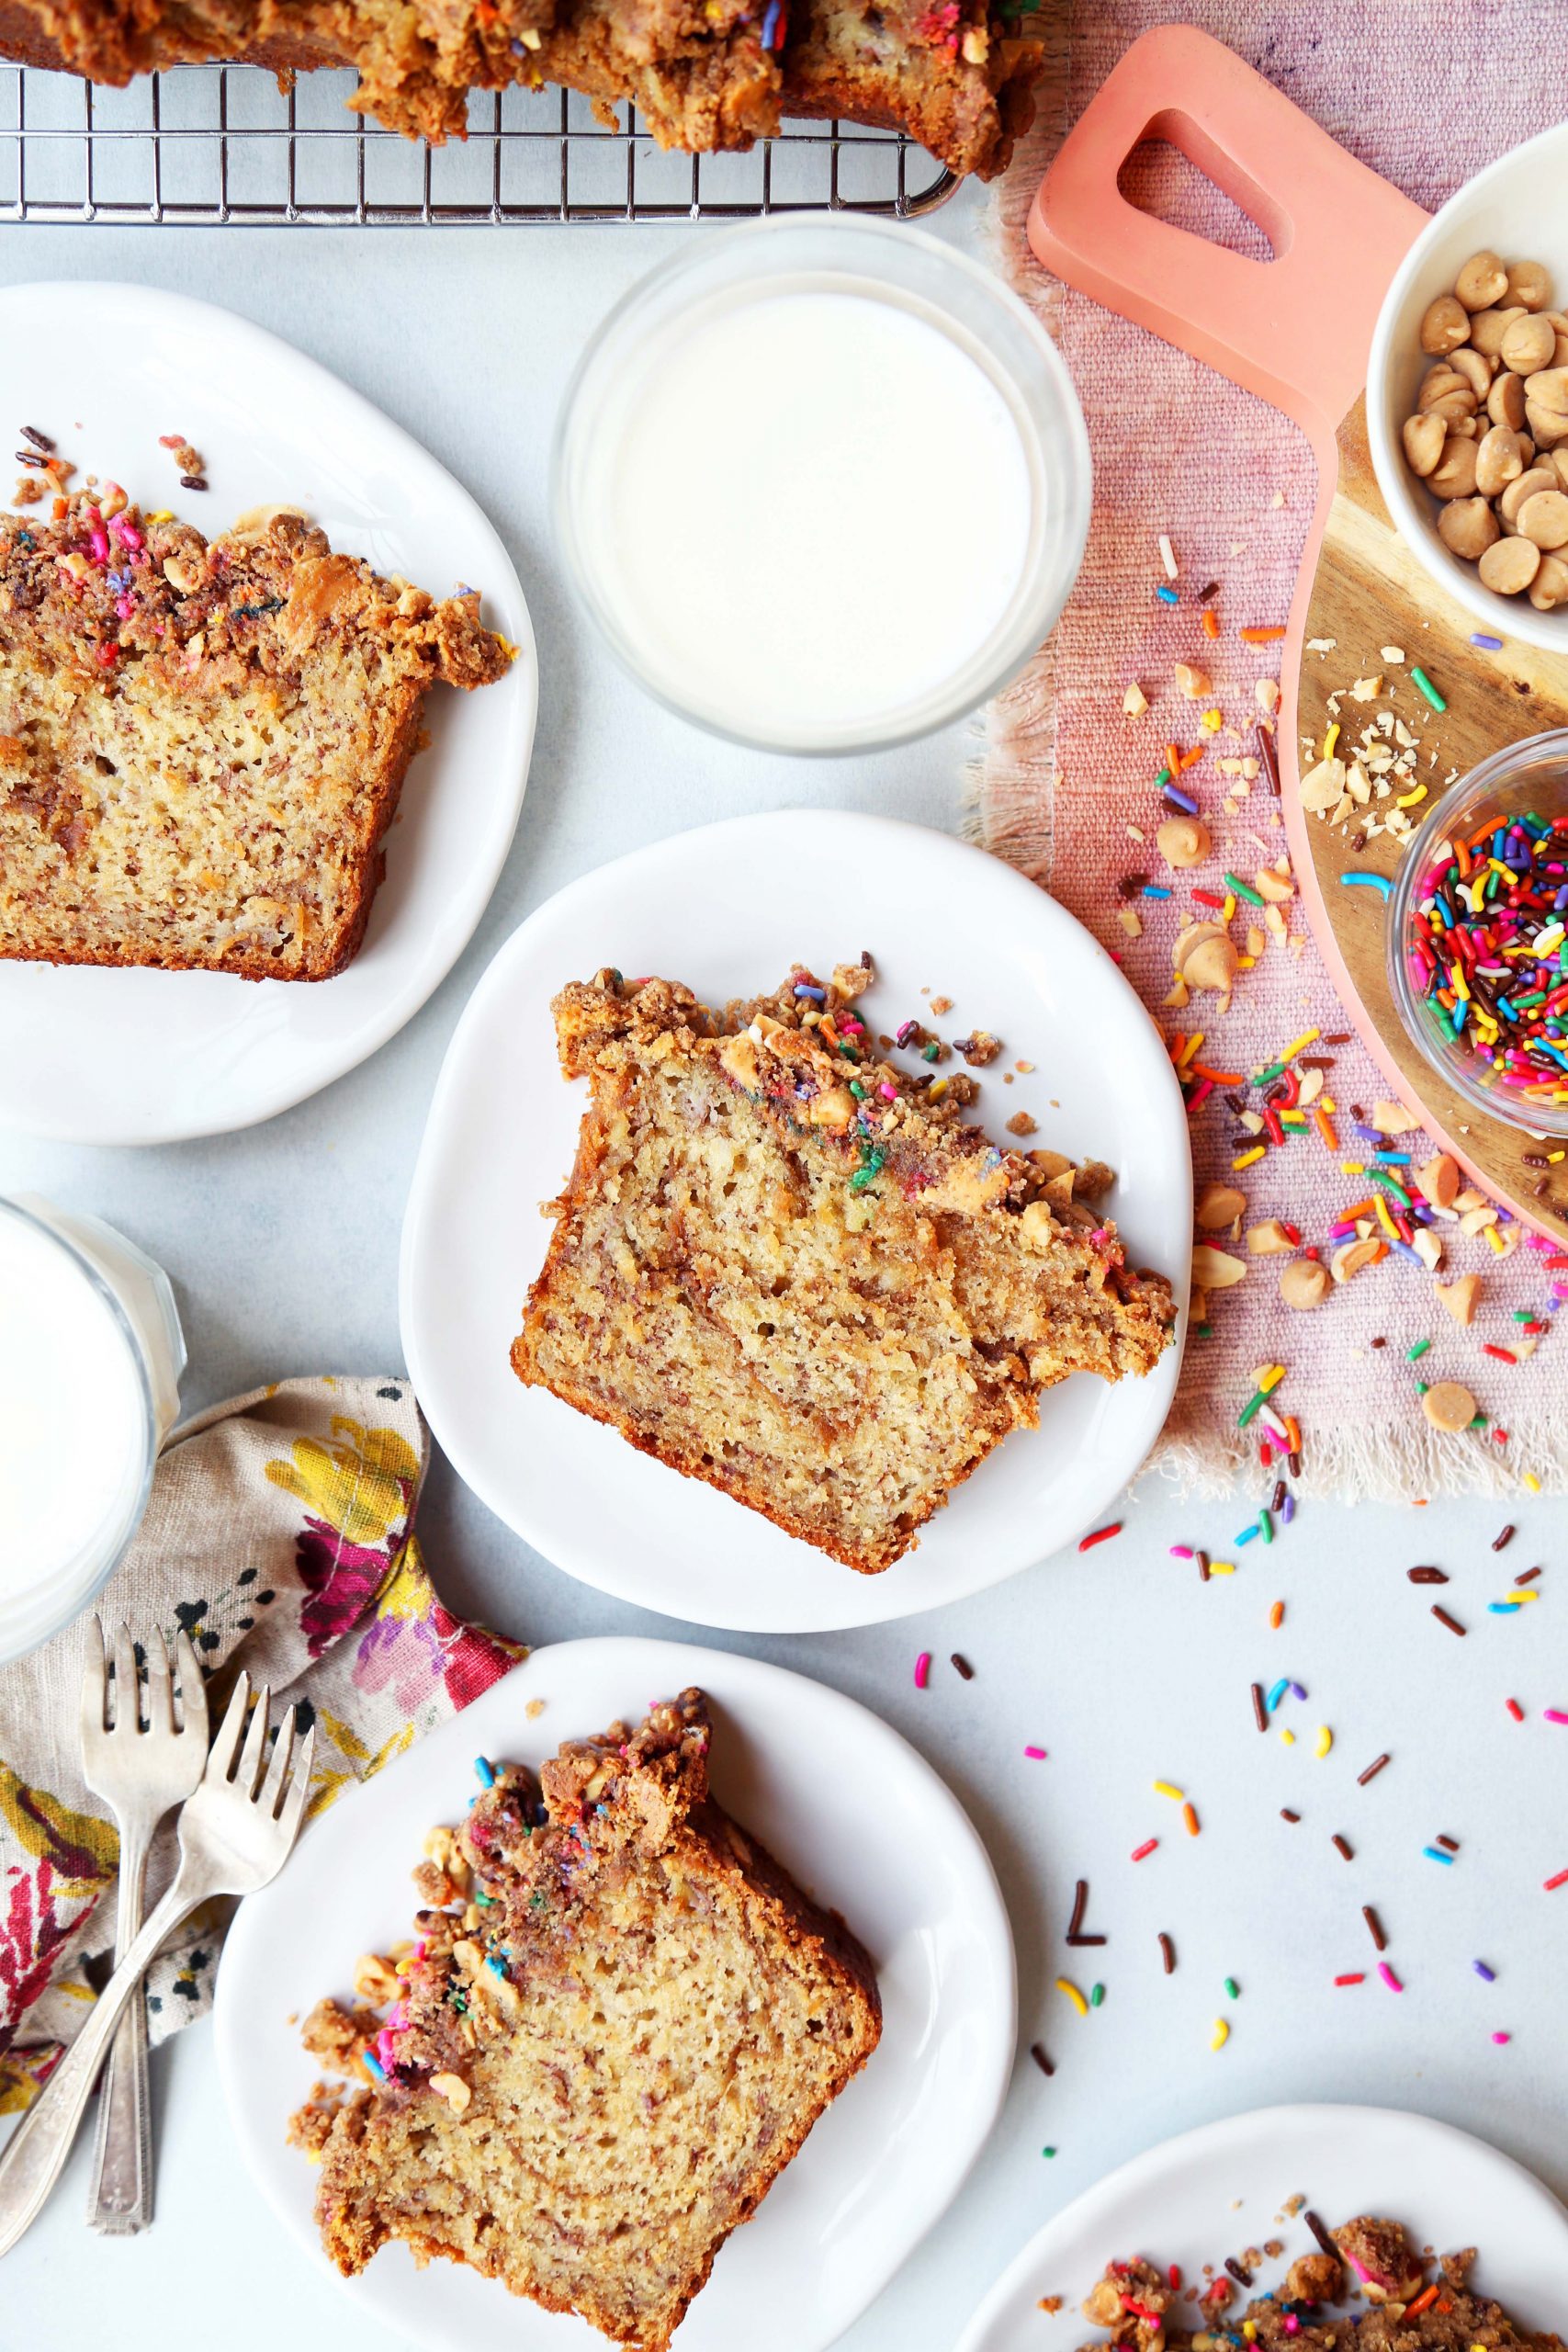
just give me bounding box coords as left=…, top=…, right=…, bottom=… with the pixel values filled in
left=0, top=59, right=956, bottom=224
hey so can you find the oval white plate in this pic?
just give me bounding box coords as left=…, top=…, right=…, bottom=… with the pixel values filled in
left=400, top=810, right=1190, bottom=1633
left=216, top=1634, right=1016, bottom=2352
left=959, top=2101, right=1568, bottom=2352
left=0, top=282, right=537, bottom=1145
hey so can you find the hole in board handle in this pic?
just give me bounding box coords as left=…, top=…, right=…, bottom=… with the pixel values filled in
left=1116, top=108, right=1289, bottom=265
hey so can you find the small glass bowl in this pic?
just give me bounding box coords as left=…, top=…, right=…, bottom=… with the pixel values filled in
left=0, top=1197, right=185, bottom=1665
left=1387, top=730, right=1568, bottom=1140
left=553, top=215, right=1092, bottom=757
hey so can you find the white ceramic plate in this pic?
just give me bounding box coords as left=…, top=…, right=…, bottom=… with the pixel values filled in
left=215, top=1634, right=1016, bottom=2352
left=0, top=282, right=537, bottom=1144
left=1367, top=124, right=1568, bottom=656
left=958, top=2101, right=1568, bottom=2352
left=400, top=810, right=1190, bottom=1634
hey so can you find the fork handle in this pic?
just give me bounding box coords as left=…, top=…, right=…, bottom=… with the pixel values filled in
left=85, top=1822, right=154, bottom=2234
left=0, top=1865, right=201, bottom=2261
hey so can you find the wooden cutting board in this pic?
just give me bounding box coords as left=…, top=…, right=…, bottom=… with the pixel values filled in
left=1026, top=23, right=1568, bottom=1236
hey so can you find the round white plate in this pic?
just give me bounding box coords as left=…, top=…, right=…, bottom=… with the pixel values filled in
left=215, top=1634, right=1016, bottom=2352
left=958, top=2101, right=1568, bottom=2352
left=400, top=809, right=1190, bottom=1633
left=1, top=282, right=537, bottom=1145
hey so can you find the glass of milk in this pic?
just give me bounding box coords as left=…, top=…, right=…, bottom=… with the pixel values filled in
left=0, top=1196, right=185, bottom=1665
left=554, top=216, right=1091, bottom=756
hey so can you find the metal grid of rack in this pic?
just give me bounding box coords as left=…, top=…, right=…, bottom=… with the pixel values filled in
left=0, top=60, right=955, bottom=224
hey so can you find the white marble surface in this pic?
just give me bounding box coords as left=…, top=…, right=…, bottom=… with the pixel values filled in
left=3, top=210, right=1566, bottom=2352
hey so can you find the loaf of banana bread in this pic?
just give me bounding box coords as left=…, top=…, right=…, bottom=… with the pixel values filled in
left=0, top=0, right=1043, bottom=176
left=290, top=1690, right=882, bottom=2348
left=511, top=956, right=1176, bottom=1574
left=0, top=496, right=513, bottom=979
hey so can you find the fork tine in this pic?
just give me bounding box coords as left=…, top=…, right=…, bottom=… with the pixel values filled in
left=276, top=1724, right=316, bottom=1842
left=174, top=1630, right=209, bottom=1744
left=110, top=1623, right=140, bottom=1736
left=144, top=1629, right=175, bottom=1735
left=79, top=1616, right=108, bottom=1745
left=235, top=1682, right=273, bottom=1797
left=259, top=1704, right=296, bottom=1815
left=204, top=1671, right=251, bottom=1784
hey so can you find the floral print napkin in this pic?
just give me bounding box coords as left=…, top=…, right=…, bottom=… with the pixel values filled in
left=0, top=1375, right=520, bottom=2116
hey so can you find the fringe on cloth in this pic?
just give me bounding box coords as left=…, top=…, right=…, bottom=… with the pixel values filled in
left=1142, top=1409, right=1568, bottom=1506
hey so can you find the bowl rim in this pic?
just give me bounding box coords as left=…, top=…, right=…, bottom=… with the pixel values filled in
left=1366, top=119, right=1568, bottom=659
left=551, top=213, right=1093, bottom=757
left=1386, top=727, right=1568, bottom=1138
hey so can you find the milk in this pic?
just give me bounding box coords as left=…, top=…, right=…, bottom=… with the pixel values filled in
left=579, top=282, right=1035, bottom=742
left=0, top=1198, right=184, bottom=1660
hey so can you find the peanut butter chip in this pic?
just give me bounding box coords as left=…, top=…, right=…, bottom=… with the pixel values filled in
left=1421, top=1380, right=1478, bottom=1433
left=1280, top=1258, right=1330, bottom=1311
left=430, top=2072, right=472, bottom=2116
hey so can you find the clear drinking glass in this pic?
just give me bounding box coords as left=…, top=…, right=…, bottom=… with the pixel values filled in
left=0, top=1196, right=186, bottom=1664
left=554, top=215, right=1092, bottom=757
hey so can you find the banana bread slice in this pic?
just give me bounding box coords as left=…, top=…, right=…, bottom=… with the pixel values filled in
left=290, top=1690, right=881, bottom=2349
left=511, top=956, right=1176, bottom=1574
left=0, top=497, right=513, bottom=980
left=782, top=0, right=1043, bottom=181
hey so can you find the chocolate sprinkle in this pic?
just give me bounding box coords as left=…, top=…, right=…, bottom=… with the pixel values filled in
left=1431, top=1604, right=1467, bottom=1637
left=1280, top=1808, right=1301, bottom=1823
left=1331, top=1834, right=1353, bottom=1860
left=1437, top=1834, right=1460, bottom=1853
left=1358, top=1753, right=1391, bottom=1785
left=1493, top=1523, right=1517, bottom=1553
left=1408, top=1566, right=1448, bottom=1583
left=1363, top=1904, right=1387, bottom=1952
left=180, top=472, right=209, bottom=491
left=1066, top=1878, right=1107, bottom=1948
left=19, top=424, right=54, bottom=452
left=950, top=1653, right=975, bottom=1681
left=1196, top=1549, right=1211, bottom=1583
left=1158, top=1931, right=1175, bottom=1974
left=1225, top=2257, right=1254, bottom=2289
left=1251, top=1682, right=1268, bottom=1732
left=1516, top=1566, right=1542, bottom=1585
left=1305, top=2210, right=1338, bottom=2263
left=1029, top=2041, right=1055, bottom=2076
left=1270, top=1480, right=1286, bottom=1511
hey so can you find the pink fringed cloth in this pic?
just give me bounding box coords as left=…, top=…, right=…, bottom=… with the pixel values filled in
left=978, top=0, right=1568, bottom=1497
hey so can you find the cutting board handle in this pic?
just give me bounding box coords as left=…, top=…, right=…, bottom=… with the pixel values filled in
left=1027, top=24, right=1427, bottom=439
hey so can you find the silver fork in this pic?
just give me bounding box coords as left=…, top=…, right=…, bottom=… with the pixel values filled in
left=80, top=1621, right=209, bottom=2235
left=0, top=1670, right=314, bottom=2259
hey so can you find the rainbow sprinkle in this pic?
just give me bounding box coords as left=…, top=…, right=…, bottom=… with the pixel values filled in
left=1404, top=812, right=1568, bottom=1107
